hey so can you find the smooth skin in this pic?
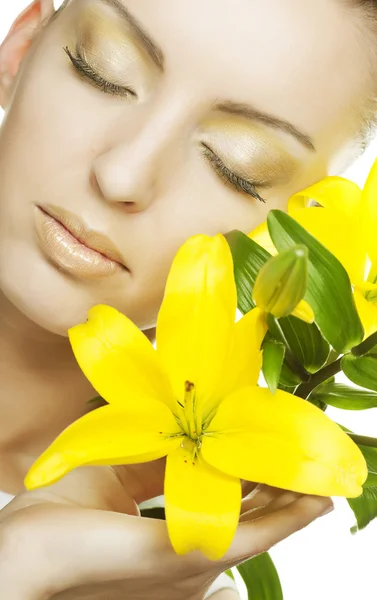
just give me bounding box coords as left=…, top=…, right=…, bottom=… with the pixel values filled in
left=0, top=0, right=373, bottom=597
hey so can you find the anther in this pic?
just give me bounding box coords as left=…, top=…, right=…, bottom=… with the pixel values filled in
left=185, top=381, right=194, bottom=392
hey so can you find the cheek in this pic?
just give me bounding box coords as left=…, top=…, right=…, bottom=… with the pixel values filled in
left=10, top=34, right=132, bottom=188
left=0, top=78, right=91, bottom=205
left=164, top=156, right=272, bottom=236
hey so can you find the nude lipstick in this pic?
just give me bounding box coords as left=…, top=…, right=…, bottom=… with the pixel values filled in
left=34, top=204, right=127, bottom=280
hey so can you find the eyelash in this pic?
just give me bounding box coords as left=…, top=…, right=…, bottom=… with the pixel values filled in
left=200, top=144, right=267, bottom=203
left=64, top=46, right=267, bottom=202
left=64, top=46, right=137, bottom=98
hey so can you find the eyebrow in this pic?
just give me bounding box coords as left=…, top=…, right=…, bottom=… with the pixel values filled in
left=97, top=0, right=165, bottom=70
left=215, top=101, right=316, bottom=151
left=88, top=1, right=315, bottom=152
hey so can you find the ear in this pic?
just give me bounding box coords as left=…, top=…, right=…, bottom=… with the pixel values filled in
left=0, top=0, right=55, bottom=109
left=40, top=0, right=57, bottom=21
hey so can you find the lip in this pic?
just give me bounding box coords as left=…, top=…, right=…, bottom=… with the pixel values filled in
left=34, top=204, right=128, bottom=280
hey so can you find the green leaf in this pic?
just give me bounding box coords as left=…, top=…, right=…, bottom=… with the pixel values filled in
left=237, top=552, right=283, bottom=600
left=342, top=354, right=377, bottom=392
left=365, top=473, right=377, bottom=488
left=324, top=349, right=341, bottom=367
left=339, top=424, right=377, bottom=531
left=311, top=382, right=377, bottom=410
left=276, top=315, right=330, bottom=374
left=87, top=396, right=108, bottom=406
left=277, top=382, right=297, bottom=393
left=360, top=445, right=377, bottom=489
left=262, top=340, right=285, bottom=394
left=267, top=210, right=364, bottom=353
left=139, top=507, right=166, bottom=520
left=348, top=484, right=377, bottom=532
left=265, top=317, right=310, bottom=384
left=225, top=230, right=271, bottom=314
left=279, top=361, right=302, bottom=388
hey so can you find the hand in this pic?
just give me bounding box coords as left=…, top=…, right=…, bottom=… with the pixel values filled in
left=0, top=464, right=333, bottom=600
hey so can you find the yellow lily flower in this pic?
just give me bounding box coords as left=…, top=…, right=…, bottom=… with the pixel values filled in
left=250, top=163, right=377, bottom=338
left=25, top=234, right=367, bottom=560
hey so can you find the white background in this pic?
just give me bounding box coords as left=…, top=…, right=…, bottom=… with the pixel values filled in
left=1, top=3, right=376, bottom=599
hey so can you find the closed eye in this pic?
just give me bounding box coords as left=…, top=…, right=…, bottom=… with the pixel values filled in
left=200, top=143, right=268, bottom=203
left=64, top=46, right=137, bottom=99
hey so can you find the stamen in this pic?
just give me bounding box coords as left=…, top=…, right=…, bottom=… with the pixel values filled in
left=184, top=380, right=198, bottom=439
left=191, top=443, right=198, bottom=466
left=166, top=433, right=185, bottom=440
left=202, top=407, right=217, bottom=431
left=184, top=380, right=195, bottom=404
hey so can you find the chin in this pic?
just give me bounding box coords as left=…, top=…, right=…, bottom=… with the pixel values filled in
left=0, top=244, right=158, bottom=338
left=0, top=245, right=98, bottom=337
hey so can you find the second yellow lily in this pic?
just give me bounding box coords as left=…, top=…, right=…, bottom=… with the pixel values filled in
left=251, top=161, right=377, bottom=338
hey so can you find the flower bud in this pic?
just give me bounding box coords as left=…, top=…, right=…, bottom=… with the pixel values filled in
left=253, top=245, right=309, bottom=318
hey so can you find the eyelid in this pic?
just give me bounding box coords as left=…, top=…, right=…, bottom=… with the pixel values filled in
left=201, top=143, right=272, bottom=189
left=200, top=143, right=268, bottom=202
left=64, top=45, right=137, bottom=98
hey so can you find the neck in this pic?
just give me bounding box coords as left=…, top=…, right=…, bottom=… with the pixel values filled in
left=0, top=290, right=97, bottom=492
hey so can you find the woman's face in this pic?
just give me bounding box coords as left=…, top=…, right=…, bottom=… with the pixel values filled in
left=0, top=0, right=373, bottom=335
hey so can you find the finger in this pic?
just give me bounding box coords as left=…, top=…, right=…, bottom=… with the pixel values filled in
left=209, top=590, right=241, bottom=600
left=6, top=503, right=173, bottom=592
left=225, top=495, right=334, bottom=567
left=240, top=484, right=287, bottom=516
left=241, top=480, right=258, bottom=498
left=240, top=489, right=301, bottom=522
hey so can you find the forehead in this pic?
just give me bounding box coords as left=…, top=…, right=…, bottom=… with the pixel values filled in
left=90, top=0, right=369, bottom=140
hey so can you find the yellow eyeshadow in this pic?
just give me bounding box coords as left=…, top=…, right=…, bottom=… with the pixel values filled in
left=76, top=5, right=154, bottom=72
left=200, top=116, right=299, bottom=183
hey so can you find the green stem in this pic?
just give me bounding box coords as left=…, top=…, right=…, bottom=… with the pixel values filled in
left=267, top=315, right=310, bottom=382
left=295, top=358, right=342, bottom=399
left=348, top=433, right=377, bottom=448
left=352, top=331, right=377, bottom=357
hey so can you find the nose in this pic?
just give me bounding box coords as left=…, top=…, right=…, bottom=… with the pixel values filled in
left=92, top=102, right=190, bottom=213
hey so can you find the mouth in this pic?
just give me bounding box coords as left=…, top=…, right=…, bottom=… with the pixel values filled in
left=40, top=204, right=127, bottom=265
left=34, top=204, right=129, bottom=280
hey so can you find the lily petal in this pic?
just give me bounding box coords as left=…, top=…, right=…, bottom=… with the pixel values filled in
left=68, top=305, right=175, bottom=412
left=165, top=443, right=241, bottom=560
left=292, top=299, right=315, bottom=323
left=202, top=386, right=367, bottom=498
left=25, top=399, right=182, bottom=490
left=361, top=158, right=377, bottom=265
left=290, top=208, right=366, bottom=286
left=156, top=235, right=236, bottom=414
left=356, top=280, right=377, bottom=293
left=248, top=221, right=277, bottom=256
left=353, top=290, right=377, bottom=339
left=214, top=308, right=267, bottom=402
left=288, top=176, right=362, bottom=221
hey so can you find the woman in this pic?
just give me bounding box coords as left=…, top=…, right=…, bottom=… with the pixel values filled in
left=0, top=0, right=373, bottom=597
